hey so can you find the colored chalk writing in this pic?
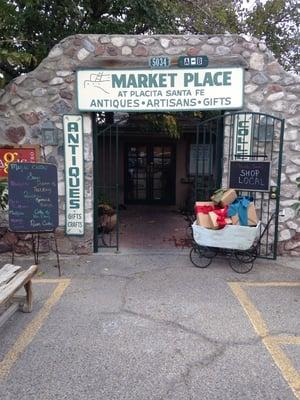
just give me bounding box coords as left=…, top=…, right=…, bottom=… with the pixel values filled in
left=8, top=162, right=58, bottom=232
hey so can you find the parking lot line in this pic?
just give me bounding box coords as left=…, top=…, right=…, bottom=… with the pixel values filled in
left=229, top=281, right=300, bottom=400
left=272, top=337, right=300, bottom=345
left=241, top=281, right=300, bottom=288
left=0, top=278, right=70, bottom=380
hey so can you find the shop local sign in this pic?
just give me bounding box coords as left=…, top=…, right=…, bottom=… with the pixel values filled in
left=76, top=67, right=244, bottom=112
left=63, top=115, right=84, bottom=235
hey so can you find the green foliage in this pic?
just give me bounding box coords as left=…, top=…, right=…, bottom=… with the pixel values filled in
left=0, top=182, right=8, bottom=210
left=241, top=0, right=299, bottom=73
left=143, top=113, right=181, bottom=139
left=292, top=177, right=300, bottom=216
left=0, top=49, right=37, bottom=87
left=178, top=0, right=241, bottom=34
left=127, top=110, right=220, bottom=139
left=98, top=192, right=113, bottom=208
left=0, top=0, right=180, bottom=85
left=0, top=0, right=298, bottom=86
left=180, top=0, right=299, bottom=73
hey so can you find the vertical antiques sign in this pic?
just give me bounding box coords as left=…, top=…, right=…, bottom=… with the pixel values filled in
left=63, top=115, right=84, bottom=235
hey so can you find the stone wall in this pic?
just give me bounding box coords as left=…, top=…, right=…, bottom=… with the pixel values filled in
left=0, top=34, right=299, bottom=255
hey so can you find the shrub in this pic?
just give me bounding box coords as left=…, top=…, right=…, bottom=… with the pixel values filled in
left=0, top=182, right=8, bottom=210
left=292, top=177, right=300, bottom=216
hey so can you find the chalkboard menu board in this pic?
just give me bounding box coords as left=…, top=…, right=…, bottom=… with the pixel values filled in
left=229, top=160, right=271, bottom=192
left=8, top=162, right=58, bottom=232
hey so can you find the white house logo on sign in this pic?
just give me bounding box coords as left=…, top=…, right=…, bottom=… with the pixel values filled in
left=63, top=115, right=84, bottom=235
left=76, top=67, right=244, bottom=112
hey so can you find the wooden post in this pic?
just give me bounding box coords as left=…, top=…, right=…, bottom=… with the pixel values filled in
left=53, top=231, right=61, bottom=277
left=23, top=280, right=33, bottom=313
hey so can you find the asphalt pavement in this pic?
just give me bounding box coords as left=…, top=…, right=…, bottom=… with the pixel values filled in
left=0, top=250, right=300, bottom=400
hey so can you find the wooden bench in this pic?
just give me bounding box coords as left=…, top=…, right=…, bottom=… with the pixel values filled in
left=0, top=264, right=38, bottom=328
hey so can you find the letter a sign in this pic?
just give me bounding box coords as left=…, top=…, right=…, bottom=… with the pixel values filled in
left=63, top=115, right=85, bottom=235
left=68, top=122, right=79, bottom=132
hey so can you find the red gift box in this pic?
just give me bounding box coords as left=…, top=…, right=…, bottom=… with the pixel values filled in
left=194, top=201, right=215, bottom=229
left=208, top=206, right=232, bottom=229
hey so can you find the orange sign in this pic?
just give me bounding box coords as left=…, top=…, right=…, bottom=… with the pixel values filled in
left=0, top=146, right=40, bottom=179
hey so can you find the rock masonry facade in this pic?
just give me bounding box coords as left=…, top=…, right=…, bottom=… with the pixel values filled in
left=0, top=34, right=299, bottom=256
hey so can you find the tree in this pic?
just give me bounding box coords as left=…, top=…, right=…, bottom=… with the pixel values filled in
left=0, top=49, right=36, bottom=87
left=176, top=0, right=241, bottom=34
left=240, top=0, right=299, bottom=73
left=0, top=1, right=181, bottom=62
left=0, top=0, right=298, bottom=87
left=0, top=0, right=182, bottom=86
left=176, top=0, right=299, bottom=73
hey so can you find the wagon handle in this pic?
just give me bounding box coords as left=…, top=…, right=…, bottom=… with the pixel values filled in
left=256, top=211, right=276, bottom=246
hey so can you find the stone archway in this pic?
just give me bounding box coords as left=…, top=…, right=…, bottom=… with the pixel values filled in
left=0, top=34, right=299, bottom=255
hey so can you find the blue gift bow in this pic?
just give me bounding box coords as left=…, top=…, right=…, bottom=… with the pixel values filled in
left=227, top=196, right=253, bottom=226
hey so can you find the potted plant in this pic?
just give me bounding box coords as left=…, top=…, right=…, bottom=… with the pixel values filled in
left=97, top=193, right=117, bottom=233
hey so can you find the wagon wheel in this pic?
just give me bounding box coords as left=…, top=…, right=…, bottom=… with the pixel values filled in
left=189, top=245, right=213, bottom=268
left=194, top=243, right=218, bottom=258
left=229, top=249, right=255, bottom=274
left=203, top=246, right=218, bottom=258
left=235, top=246, right=257, bottom=263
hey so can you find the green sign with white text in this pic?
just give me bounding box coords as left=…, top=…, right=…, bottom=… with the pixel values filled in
left=149, top=56, right=170, bottom=68
left=178, top=56, right=208, bottom=68
left=63, top=114, right=84, bottom=236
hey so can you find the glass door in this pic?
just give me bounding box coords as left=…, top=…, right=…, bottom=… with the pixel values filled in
left=125, top=143, right=175, bottom=204
left=126, top=144, right=148, bottom=202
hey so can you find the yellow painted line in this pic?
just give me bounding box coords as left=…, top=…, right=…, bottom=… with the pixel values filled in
left=0, top=278, right=70, bottom=380
left=272, top=337, right=300, bottom=345
left=241, top=282, right=300, bottom=287
left=229, top=282, right=268, bottom=337
left=263, top=338, right=300, bottom=392
left=33, top=278, right=66, bottom=284
left=229, top=282, right=300, bottom=400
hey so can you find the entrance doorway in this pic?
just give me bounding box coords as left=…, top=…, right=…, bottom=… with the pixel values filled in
left=125, top=143, right=176, bottom=205
left=93, top=112, right=224, bottom=252
left=93, top=111, right=284, bottom=258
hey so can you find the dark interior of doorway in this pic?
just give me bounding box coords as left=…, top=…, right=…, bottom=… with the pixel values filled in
left=125, top=142, right=176, bottom=205
left=93, top=111, right=223, bottom=251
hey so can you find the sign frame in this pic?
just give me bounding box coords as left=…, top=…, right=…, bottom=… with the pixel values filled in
left=233, top=113, right=253, bottom=160
left=0, top=144, right=40, bottom=180
left=229, top=160, right=271, bottom=192
left=63, top=114, right=85, bottom=236
left=76, top=67, right=244, bottom=112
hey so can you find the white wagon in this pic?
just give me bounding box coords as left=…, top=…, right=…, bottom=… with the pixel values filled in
left=190, top=221, right=263, bottom=273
